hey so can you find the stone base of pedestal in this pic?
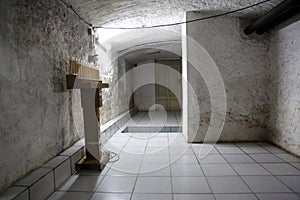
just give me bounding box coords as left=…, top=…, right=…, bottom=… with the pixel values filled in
left=75, top=151, right=109, bottom=171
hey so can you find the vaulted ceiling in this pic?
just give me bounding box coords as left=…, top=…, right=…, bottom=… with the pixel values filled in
left=66, top=0, right=281, bottom=63
left=65, top=0, right=280, bottom=27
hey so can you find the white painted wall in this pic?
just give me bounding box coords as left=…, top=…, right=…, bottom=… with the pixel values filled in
left=182, top=17, right=188, bottom=140
left=133, top=60, right=156, bottom=110
left=182, top=12, right=270, bottom=142
left=133, top=60, right=182, bottom=111
left=268, top=20, right=300, bottom=156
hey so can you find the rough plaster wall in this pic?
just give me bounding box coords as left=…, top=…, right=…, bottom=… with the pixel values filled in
left=185, top=12, right=270, bottom=142
left=97, top=47, right=117, bottom=124
left=268, top=21, right=300, bottom=156
left=96, top=42, right=133, bottom=124
left=0, top=0, right=92, bottom=192
left=118, top=56, right=134, bottom=113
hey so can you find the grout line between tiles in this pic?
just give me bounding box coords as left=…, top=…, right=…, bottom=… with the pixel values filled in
left=234, top=142, right=299, bottom=197
left=191, top=145, right=217, bottom=200
left=129, top=129, right=150, bottom=200
left=214, top=144, right=260, bottom=200
left=245, top=147, right=300, bottom=196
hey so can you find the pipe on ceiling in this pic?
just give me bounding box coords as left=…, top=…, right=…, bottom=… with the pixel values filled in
left=244, top=0, right=300, bottom=35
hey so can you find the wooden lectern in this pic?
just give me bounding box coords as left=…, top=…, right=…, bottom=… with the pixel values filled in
left=66, top=59, right=109, bottom=170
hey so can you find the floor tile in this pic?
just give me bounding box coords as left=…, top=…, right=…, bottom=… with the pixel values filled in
left=76, top=169, right=107, bottom=176
left=291, top=163, right=300, bottom=170
left=240, top=146, right=269, bottom=154
left=256, top=193, right=300, bottom=200
left=47, top=191, right=92, bottom=200
left=231, top=163, right=270, bottom=175
left=173, top=194, right=214, bottom=200
left=59, top=175, right=103, bottom=192
left=261, top=146, right=287, bottom=154
left=126, top=138, right=148, bottom=147
left=275, top=154, right=300, bottom=162
left=24, top=113, right=300, bottom=200
left=215, top=143, right=238, bottom=147
left=132, top=193, right=172, bottom=200
left=207, top=176, right=251, bottom=193
left=134, top=177, right=172, bottom=193
left=106, top=165, right=139, bottom=176
left=90, top=193, right=131, bottom=200
left=139, top=164, right=171, bottom=176
left=223, top=154, right=255, bottom=163
left=145, top=147, right=169, bottom=155
left=214, top=194, right=258, bottom=200
left=102, top=145, right=122, bottom=154
left=201, top=164, right=237, bottom=176
left=147, top=137, right=169, bottom=147
left=148, top=133, right=169, bottom=138
left=262, top=163, right=300, bottom=175
left=249, top=154, right=285, bottom=163
left=129, top=133, right=150, bottom=139
left=235, top=143, right=260, bottom=147
left=172, top=177, right=211, bottom=193
left=197, top=154, right=227, bottom=164
left=122, top=147, right=145, bottom=154
left=241, top=176, right=292, bottom=193
left=96, top=176, right=136, bottom=193
left=216, top=146, right=244, bottom=154
left=142, top=155, right=169, bottom=165
left=169, top=147, right=194, bottom=155
left=116, top=154, right=144, bottom=165
left=74, top=169, right=104, bottom=177
left=192, top=145, right=219, bottom=155
left=171, top=164, right=203, bottom=176
left=256, top=142, right=272, bottom=146
left=277, top=176, right=300, bottom=193
left=169, top=137, right=189, bottom=147
left=0, top=186, right=28, bottom=200
left=170, top=155, right=198, bottom=164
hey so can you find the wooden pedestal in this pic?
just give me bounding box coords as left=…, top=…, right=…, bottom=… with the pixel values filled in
left=66, top=74, right=109, bottom=171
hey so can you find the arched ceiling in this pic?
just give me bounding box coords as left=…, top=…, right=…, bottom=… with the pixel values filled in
left=96, top=27, right=182, bottom=54
left=67, top=0, right=281, bottom=63
left=65, top=0, right=280, bottom=27
left=120, top=42, right=182, bottom=65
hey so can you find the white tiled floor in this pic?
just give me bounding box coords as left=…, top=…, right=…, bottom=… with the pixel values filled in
left=48, top=112, right=300, bottom=200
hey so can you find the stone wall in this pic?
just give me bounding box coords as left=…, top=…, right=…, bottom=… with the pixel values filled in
left=183, top=12, right=270, bottom=142
left=96, top=40, right=133, bottom=124
left=0, top=0, right=92, bottom=192
left=267, top=20, right=300, bottom=156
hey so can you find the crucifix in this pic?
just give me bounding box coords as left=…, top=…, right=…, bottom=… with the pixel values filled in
left=66, top=58, right=109, bottom=170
